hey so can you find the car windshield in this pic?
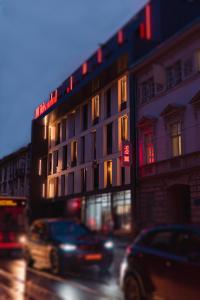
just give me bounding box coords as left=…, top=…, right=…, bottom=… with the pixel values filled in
left=50, top=221, right=91, bottom=238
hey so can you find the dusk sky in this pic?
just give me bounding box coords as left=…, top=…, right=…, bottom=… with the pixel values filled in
left=0, top=0, right=146, bottom=158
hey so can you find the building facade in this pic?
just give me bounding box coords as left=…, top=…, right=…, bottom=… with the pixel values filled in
left=0, top=144, right=31, bottom=197
left=30, top=0, right=200, bottom=234
left=132, top=18, right=200, bottom=229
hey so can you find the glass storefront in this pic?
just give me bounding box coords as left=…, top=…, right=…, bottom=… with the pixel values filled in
left=82, top=190, right=132, bottom=233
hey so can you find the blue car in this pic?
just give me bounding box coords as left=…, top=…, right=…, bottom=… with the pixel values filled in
left=25, top=218, right=114, bottom=274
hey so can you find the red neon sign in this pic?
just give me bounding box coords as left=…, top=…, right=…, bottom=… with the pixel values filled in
left=97, top=48, right=103, bottom=64
left=139, top=3, right=152, bottom=40
left=82, top=62, right=88, bottom=75
left=145, top=3, right=152, bottom=40
left=121, top=141, right=132, bottom=167
left=70, top=76, right=73, bottom=91
left=118, top=29, right=124, bottom=45
left=34, top=90, right=58, bottom=119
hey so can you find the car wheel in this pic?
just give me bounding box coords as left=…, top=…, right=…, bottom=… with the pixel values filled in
left=124, top=275, right=142, bottom=300
left=50, top=249, right=61, bottom=274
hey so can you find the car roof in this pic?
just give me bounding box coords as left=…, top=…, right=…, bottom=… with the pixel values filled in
left=142, top=224, right=200, bottom=235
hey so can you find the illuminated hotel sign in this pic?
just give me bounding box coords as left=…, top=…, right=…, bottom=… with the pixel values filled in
left=121, top=141, right=132, bottom=167
left=34, top=90, right=58, bottom=119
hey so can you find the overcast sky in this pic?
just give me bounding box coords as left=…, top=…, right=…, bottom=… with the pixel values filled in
left=0, top=0, right=147, bottom=158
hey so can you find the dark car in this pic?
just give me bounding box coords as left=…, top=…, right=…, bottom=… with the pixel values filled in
left=120, top=224, right=200, bottom=300
left=25, top=218, right=114, bottom=274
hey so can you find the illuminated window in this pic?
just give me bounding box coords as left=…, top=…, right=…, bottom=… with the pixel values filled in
left=106, top=161, right=112, bottom=187
left=144, top=133, right=155, bottom=164
left=49, top=178, right=54, bottom=198
left=44, top=116, right=48, bottom=140
left=170, top=122, right=182, bottom=157
left=42, top=183, right=45, bottom=198
left=92, top=95, right=100, bottom=124
left=71, top=141, right=77, bottom=167
left=118, top=76, right=127, bottom=111
left=121, top=116, right=128, bottom=141
left=38, top=159, right=42, bottom=176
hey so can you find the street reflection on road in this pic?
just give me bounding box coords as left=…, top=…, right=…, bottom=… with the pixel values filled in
left=0, top=258, right=123, bottom=300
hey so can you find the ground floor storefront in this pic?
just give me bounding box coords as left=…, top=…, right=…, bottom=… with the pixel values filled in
left=33, top=189, right=133, bottom=235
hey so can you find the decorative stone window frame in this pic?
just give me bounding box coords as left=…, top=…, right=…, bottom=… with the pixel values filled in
left=137, top=115, right=157, bottom=166
left=160, top=103, right=186, bottom=158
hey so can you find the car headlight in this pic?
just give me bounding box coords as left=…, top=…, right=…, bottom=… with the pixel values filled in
left=104, top=241, right=114, bottom=250
left=59, top=244, right=77, bottom=251
left=18, top=235, right=27, bottom=244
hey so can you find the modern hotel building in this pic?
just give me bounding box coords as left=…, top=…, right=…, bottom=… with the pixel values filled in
left=30, top=0, right=200, bottom=234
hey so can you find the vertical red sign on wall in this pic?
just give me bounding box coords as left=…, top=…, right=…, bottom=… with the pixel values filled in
left=121, top=141, right=132, bottom=167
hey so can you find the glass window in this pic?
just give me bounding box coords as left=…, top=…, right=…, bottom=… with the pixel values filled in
left=80, top=136, right=85, bottom=164
left=121, top=116, right=128, bottom=141
left=93, top=163, right=99, bottom=190
left=71, top=141, right=77, bottom=166
left=82, top=104, right=88, bottom=131
left=144, top=132, right=155, bottom=164
left=113, top=190, right=131, bottom=231
left=92, top=95, right=100, bottom=124
left=61, top=175, right=65, bottom=196
left=107, top=123, right=113, bottom=154
left=92, top=131, right=96, bottom=160
left=53, top=151, right=58, bottom=174
left=166, top=61, right=182, bottom=89
left=61, top=119, right=67, bottom=142
left=50, top=222, right=91, bottom=237
left=106, top=88, right=111, bottom=118
left=170, top=122, right=182, bottom=157
left=55, top=123, right=61, bottom=145
left=68, top=172, right=74, bottom=194
left=106, top=161, right=112, bottom=187
left=81, top=168, right=87, bottom=192
left=141, top=77, right=155, bottom=104
left=149, top=231, right=174, bottom=253
left=62, top=145, right=68, bottom=170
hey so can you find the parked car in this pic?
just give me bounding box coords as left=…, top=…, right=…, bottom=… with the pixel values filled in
left=120, top=224, right=200, bottom=300
left=25, top=218, right=114, bottom=274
